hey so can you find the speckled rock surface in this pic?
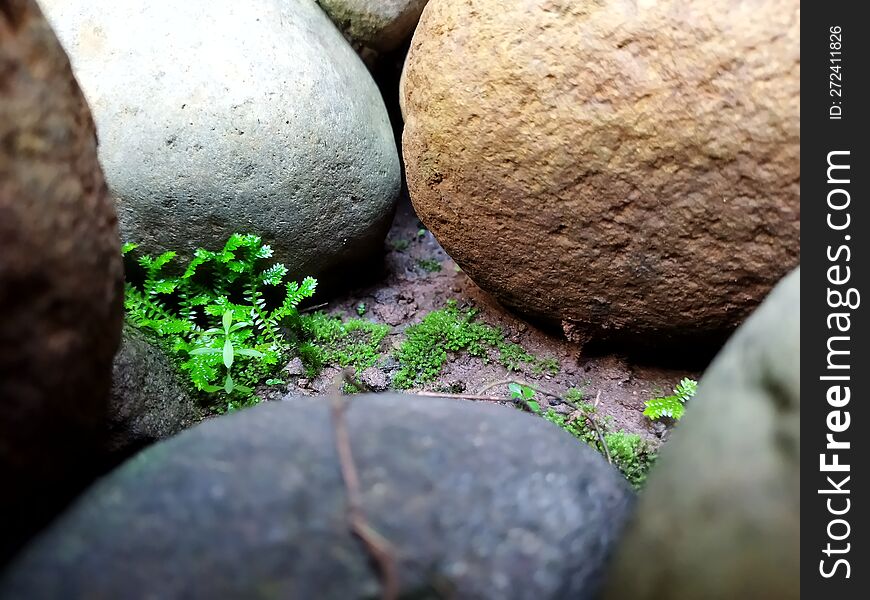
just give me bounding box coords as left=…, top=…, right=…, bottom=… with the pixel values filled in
left=0, top=0, right=123, bottom=561
left=105, top=326, right=202, bottom=462
left=39, top=0, right=401, bottom=281
left=0, top=395, right=633, bottom=599
left=401, top=0, right=800, bottom=346
left=317, top=0, right=428, bottom=51
left=604, top=268, right=800, bottom=600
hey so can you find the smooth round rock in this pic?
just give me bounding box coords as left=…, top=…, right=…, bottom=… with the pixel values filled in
left=105, top=326, right=202, bottom=462
left=40, top=0, right=401, bottom=280
left=0, top=0, right=123, bottom=561
left=401, top=0, right=800, bottom=345
left=317, top=0, right=429, bottom=52
left=604, top=268, right=800, bottom=600
left=0, top=395, right=633, bottom=599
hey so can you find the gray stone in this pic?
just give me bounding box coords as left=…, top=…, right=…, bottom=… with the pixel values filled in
left=283, top=357, right=306, bottom=376
left=604, top=268, right=800, bottom=600
left=1, top=395, right=633, bottom=599
left=358, top=366, right=388, bottom=391
left=106, top=326, right=202, bottom=461
left=317, top=0, right=429, bottom=51
left=0, top=0, right=123, bottom=562
left=39, top=0, right=401, bottom=281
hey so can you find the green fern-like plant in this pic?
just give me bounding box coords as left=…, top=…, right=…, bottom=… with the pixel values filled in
left=643, top=378, right=698, bottom=421
left=122, top=235, right=317, bottom=404
left=187, top=309, right=264, bottom=395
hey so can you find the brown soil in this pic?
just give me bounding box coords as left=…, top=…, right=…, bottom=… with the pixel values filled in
left=268, top=195, right=703, bottom=448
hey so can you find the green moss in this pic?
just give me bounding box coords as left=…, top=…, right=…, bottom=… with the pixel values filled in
left=393, top=301, right=558, bottom=389
left=565, top=387, right=584, bottom=403
left=416, top=258, right=442, bottom=273
left=297, top=313, right=389, bottom=377
left=537, top=406, right=656, bottom=488
left=498, top=342, right=536, bottom=372
left=391, top=239, right=410, bottom=252
left=518, top=389, right=655, bottom=488
left=532, top=357, right=560, bottom=376
left=603, top=430, right=656, bottom=488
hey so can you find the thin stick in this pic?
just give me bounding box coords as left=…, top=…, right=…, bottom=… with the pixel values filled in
left=477, top=378, right=564, bottom=403
left=300, top=302, right=329, bottom=314
left=329, top=371, right=398, bottom=600
left=415, top=390, right=512, bottom=403
left=575, top=391, right=611, bottom=464
left=476, top=379, right=613, bottom=465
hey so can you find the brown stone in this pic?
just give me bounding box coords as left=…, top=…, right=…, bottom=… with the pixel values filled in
left=0, top=0, right=123, bottom=561
left=401, top=0, right=800, bottom=346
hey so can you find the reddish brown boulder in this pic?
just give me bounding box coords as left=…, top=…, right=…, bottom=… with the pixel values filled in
left=401, top=0, right=800, bottom=346
left=0, top=0, right=123, bottom=560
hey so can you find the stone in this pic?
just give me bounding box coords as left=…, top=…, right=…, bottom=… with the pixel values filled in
left=0, top=0, right=124, bottom=561
left=401, top=0, right=800, bottom=347
left=39, top=0, right=401, bottom=282
left=105, top=325, right=202, bottom=462
left=283, top=357, right=306, bottom=376
left=358, top=366, right=388, bottom=391
left=317, top=0, right=429, bottom=52
left=604, top=268, right=800, bottom=600
left=1, top=395, right=633, bottom=599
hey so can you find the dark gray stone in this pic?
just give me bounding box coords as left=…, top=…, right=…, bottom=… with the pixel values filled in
left=105, top=325, right=203, bottom=461
left=1, top=394, right=633, bottom=599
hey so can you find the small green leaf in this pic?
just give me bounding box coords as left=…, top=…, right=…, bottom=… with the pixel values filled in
left=526, top=399, right=541, bottom=414
left=189, top=347, right=221, bottom=355
left=224, top=374, right=234, bottom=394
left=508, top=382, right=534, bottom=400
left=152, top=279, right=178, bottom=294
left=223, top=339, right=234, bottom=368
left=202, top=384, right=222, bottom=393
left=234, top=384, right=253, bottom=395
left=235, top=348, right=264, bottom=358
left=121, top=242, right=138, bottom=255
left=222, top=310, right=233, bottom=333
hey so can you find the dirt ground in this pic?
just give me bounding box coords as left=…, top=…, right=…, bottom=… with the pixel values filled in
left=269, top=195, right=703, bottom=448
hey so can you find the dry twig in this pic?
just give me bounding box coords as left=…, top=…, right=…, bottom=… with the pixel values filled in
left=299, top=301, right=329, bottom=314
left=329, top=370, right=399, bottom=600
left=414, top=390, right=511, bottom=403
left=422, top=380, right=614, bottom=465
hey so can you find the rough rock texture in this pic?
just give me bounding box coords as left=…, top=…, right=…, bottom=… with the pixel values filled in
left=0, top=0, right=123, bottom=561
left=1, top=395, right=633, bottom=599
left=39, top=0, right=401, bottom=281
left=604, top=268, right=800, bottom=600
left=105, top=326, right=202, bottom=462
left=317, top=0, right=428, bottom=52
left=401, top=0, right=800, bottom=346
